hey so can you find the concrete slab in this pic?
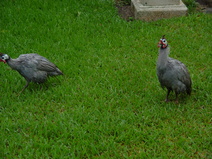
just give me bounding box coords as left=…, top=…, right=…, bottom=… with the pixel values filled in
left=140, top=0, right=180, bottom=6
left=131, top=0, right=188, bottom=21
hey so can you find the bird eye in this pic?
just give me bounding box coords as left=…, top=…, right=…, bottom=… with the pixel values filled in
left=162, top=39, right=166, bottom=42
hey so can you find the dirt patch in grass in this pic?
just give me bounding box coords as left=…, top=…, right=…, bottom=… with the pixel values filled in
left=115, top=0, right=134, bottom=21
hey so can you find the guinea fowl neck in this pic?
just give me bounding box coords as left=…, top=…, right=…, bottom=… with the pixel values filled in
left=157, top=47, right=169, bottom=69
left=7, top=58, right=21, bottom=70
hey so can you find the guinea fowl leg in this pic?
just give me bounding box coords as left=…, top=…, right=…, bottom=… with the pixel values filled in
left=165, top=89, right=171, bottom=102
left=18, top=81, right=30, bottom=95
left=175, top=92, right=179, bottom=104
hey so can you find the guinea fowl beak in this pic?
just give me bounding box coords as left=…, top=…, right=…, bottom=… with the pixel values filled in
left=158, top=40, right=162, bottom=48
left=0, top=59, right=6, bottom=63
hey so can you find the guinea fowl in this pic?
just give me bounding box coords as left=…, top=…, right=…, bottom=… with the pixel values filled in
left=156, top=36, right=192, bottom=103
left=0, top=53, right=63, bottom=93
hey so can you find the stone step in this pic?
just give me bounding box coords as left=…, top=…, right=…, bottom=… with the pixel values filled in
left=131, top=0, right=188, bottom=21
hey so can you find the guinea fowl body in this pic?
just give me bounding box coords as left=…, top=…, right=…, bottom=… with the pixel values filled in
left=7, top=53, right=63, bottom=83
left=156, top=37, right=192, bottom=102
left=0, top=53, right=63, bottom=93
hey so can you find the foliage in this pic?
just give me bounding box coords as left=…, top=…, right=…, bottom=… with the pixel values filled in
left=183, top=0, right=198, bottom=13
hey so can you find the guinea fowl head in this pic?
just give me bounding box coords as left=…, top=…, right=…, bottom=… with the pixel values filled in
left=0, top=53, right=10, bottom=63
left=158, top=35, right=168, bottom=49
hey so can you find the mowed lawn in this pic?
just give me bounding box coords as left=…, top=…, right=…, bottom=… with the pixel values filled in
left=0, top=0, right=211, bottom=158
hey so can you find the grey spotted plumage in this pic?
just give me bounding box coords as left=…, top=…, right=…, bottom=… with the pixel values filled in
left=0, top=53, right=63, bottom=93
left=156, top=36, right=192, bottom=102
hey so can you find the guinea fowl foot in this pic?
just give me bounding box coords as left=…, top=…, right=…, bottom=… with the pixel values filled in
left=164, top=98, right=179, bottom=104
left=165, top=99, right=171, bottom=102
left=175, top=99, right=179, bottom=104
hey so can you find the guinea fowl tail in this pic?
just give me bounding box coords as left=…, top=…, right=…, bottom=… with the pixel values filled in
left=48, top=68, right=63, bottom=76
left=56, top=68, right=63, bottom=75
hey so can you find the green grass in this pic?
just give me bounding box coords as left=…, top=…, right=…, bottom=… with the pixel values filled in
left=0, top=0, right=211, bottom=158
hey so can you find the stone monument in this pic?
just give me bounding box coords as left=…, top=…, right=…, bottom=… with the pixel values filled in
left=131, top=0, right=188, bottom=21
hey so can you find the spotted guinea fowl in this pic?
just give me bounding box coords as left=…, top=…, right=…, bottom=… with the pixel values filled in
left=0, top=53, right=63, bottom=93
left=156, top=36, right=192, bottom=103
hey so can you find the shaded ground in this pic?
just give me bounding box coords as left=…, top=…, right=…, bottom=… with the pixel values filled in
left=197, top=0, right=212, bottom=7
left=115, top=0, right=134, bottom=21
left=115, top=0, right=212, bottom=21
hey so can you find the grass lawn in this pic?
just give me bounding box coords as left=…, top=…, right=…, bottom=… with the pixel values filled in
left=0, top=0, right=211, bottom=158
